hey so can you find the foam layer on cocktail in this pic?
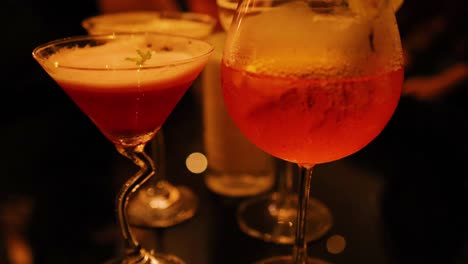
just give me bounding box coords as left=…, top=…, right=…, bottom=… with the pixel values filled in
left=45, top=35, right=211, bottom=88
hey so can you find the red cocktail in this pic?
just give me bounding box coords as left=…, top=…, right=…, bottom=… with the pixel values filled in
left=57, top=64, right=201, bottom=146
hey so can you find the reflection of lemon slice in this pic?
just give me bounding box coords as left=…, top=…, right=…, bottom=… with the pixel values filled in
left=348, top=0, right=404, bottom=17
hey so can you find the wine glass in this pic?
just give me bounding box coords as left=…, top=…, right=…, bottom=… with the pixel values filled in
left=82, top=11, right=216, bottom=228
left=33, top=33, right=213, bottom=263
left=221, top=0, right=404, bottom=263
left=216, top=0, right=332, bottom=244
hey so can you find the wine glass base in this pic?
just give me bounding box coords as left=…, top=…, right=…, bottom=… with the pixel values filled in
left=237, top=192, right=333, bottom=244
left=204, top=171, right=275, bottom=197
left=255, top=255, right=329, bottom=264
left=128, top=185, right=198, bottom=228
left=106, top=250, right=186, bottom=264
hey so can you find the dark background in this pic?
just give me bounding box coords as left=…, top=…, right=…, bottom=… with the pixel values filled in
left=1, top=0, right=467, bottom=263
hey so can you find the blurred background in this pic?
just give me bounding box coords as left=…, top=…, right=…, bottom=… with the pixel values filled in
left=1, top=0, right=467, bottom=263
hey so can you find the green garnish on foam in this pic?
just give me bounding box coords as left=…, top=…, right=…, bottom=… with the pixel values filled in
left=125, top=49, right=152, bottom=65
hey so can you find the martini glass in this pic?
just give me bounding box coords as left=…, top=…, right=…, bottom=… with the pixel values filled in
left=82, top=11, right=216, bottom=228
left=33, top=33, right=213, bottom=263
left=221, top=0, right=404, bottom=263
left=216, top=0, right=332, bottom=244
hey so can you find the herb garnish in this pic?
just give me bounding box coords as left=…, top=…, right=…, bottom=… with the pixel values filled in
left=125, top=49, right=152, bottom=65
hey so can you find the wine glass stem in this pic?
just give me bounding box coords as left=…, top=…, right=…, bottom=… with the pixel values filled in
left=293, top=164, right=314, bottom=263
left=115, top=144, right=156, bottom=255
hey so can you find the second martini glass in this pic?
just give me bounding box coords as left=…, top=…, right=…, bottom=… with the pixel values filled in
left=82, top=11, right=216, bottom=228
left=33, top=33, right=213, bottom=263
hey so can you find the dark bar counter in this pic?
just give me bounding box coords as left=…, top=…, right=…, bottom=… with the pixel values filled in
left=1, top=0, right=467, bottom=263
left=1, top=81, right=467, bottom=263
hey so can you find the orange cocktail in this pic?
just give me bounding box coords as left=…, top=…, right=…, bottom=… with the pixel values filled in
left=222, top=65, right=403, bottom=164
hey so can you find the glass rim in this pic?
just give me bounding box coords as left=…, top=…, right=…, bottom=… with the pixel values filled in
left=32, top=32, right=215, bottom=71
left=81, top=10, right=217, bottom=32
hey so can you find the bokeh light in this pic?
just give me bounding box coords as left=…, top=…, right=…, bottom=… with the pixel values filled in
left=185, top=152, right=208, bottom=174
left=326, top=234, right=346, bottom=254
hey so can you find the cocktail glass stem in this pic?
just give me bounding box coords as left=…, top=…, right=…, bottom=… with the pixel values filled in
left=293, top=165, right=314, bottom=263
left=115, top=143, right=155, bottom=259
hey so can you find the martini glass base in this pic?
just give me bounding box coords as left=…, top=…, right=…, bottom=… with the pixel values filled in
left=255, top=256, right=329, bottom=264
left=128, top=182, right=198, bottom=228
left=237, top=192, right=333, bottom=244
left=106, top=249, right=186, bottom=264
